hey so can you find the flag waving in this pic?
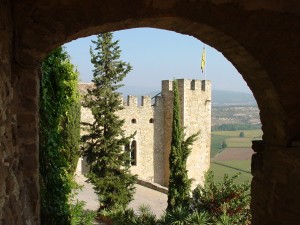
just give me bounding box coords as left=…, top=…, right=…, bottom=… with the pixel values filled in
left=201, top=45, right=206, bottom=74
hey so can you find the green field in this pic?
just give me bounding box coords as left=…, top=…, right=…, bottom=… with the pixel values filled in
left=211, top=129, right=262, bottom=152
left=210, top=134, right=232, bottom=157
left=209, top=160, right=252, bottom=184
left=212, top=129, right=263, bottom=138
left=225, top=138, right=253, bottom=148
left=209, top=130, right=259, bottom=184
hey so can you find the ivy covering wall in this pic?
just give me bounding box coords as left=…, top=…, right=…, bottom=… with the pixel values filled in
left=39, top=47, right=81, bottom=225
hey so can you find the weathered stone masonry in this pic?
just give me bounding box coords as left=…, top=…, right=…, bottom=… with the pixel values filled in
left=79, top=79, right=211, bottom=188
left=1, top=1, right=40, bottom=224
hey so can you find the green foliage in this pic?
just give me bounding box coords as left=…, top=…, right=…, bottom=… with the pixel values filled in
left=167, top=80, right=199, bottom=211
left=164, top=206, right=211, bottom=225
left=70, top=200, right=96, bottom=225
left=102, top=172, right=251, bottom=225
left=69, top=180, right=97, bottom=225
left=39, top=47, right=81, bottom=224
left=212, top=123, right=261, bottom=131
left=164, top=206, right=191, bottom=225
left=191, top=171, right=251, bottom=224
left=187, top=211, right=210, bottom=224
left=102, top=205, right=157, bottom=225
left=221, top=140, right=227, bottom=149
left=239, top=131, right=245, bottom=137
left=81, top=32, right=137, bottom=211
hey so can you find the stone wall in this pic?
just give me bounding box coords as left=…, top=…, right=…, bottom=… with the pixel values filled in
left=180, top=80, right=211, bottom=188
left=0, top=1, right=40, bottom=223
left=79, top=91, right=166, bottom=185
left=118, top=95, right=157, bottom=182
left=162, top=79, right=211, bottom=188
left=251, top=141, right=300, bottom=224
left=0, top=0, right=14, bottom=222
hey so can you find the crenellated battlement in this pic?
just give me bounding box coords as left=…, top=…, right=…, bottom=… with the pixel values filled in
left=124, top=95, right=158, bottom=107
left=162, top=79, right=211, bottom=94
left=126, top=95, right=138, bottom=106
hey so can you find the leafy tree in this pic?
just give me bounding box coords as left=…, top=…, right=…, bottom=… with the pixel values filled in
left=39, top=47, right=81, bottom=224
left=221, top=140, right=227, bottom=149
left=167, top=80, right=199, bottom=211
left=81, top=32, right=137, bottom=211
left=239, top=131, right=245, bottom=138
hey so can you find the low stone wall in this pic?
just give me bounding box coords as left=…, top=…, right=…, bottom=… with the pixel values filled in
left=137, top=179, right=168, bottom=194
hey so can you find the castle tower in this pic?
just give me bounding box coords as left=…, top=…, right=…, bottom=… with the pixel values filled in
left=77, top=80, right=211, bottom=189
left=162, top=79, right=211, bottom=188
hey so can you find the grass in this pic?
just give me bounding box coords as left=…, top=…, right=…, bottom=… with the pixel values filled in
left=211, top=129, right=262, bottom=149
left=209, top=129, right=259, bottom=183
left=210, top=134, right=232, bottom=157
left=209, top=160, right=252, bottom=184
left=212, top=129, right=263, bottom=138
left=212, top=160, right=251, bottom=172
left=225, top=138, right=253, bottom=148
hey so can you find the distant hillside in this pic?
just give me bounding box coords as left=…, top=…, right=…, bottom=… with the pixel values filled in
left=119, top=86, right=256, bottom=106
left=212, top=90, right=256, bottom=106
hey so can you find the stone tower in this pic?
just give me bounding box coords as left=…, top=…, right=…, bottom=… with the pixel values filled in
left=78, top=79, right=211, bottom=188
left=162, top=79, right=211, bottom=188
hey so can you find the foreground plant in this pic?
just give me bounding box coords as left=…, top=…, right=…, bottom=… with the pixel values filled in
left=69, top=179, right=97, bottom=225
left=103, top=204, right=157, bottom=225
left=191, top=171, right=251, bottom=224
left=40, top=47, right=80, bottom=225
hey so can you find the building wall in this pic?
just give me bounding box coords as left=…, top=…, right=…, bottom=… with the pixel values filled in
left=78, top=79, right=211, bottom=188
left=162, top=79, right=211, bottom=188
left=181, top=80, right=211, bottom=188
left=118, top=95, right=159, bottom=183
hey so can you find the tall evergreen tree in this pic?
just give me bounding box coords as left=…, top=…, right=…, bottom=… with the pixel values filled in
left=81, top=32, right=137, bottom=211
left=40, top=47, right=80, bottom=225
left=167, top=80, right=199, bottom=211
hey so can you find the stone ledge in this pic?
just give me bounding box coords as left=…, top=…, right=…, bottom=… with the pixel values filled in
left=137, top=179, right=168, bottom=194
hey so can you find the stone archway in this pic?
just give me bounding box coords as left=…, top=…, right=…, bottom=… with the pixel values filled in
left=1, top=0, right=299, bottom=224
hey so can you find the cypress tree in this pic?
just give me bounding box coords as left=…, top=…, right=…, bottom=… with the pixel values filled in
left=81, top=32, right=137, bottom=211
left=167, top=80, right=199, bottom=211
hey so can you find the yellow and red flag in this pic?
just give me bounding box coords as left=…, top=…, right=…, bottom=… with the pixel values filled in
left=201, top=46, right=206, bottom=73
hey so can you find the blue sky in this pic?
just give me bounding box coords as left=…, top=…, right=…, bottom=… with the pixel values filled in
left=64, top=28, right=251, bottom=94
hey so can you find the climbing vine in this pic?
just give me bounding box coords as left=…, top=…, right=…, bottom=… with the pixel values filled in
left=39, top=47, right=81, bottom=225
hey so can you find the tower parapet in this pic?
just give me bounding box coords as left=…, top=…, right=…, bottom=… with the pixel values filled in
left=126, top=95, right=138, bottom=106
left=162, top=79, right=211, bottom=93
left=141, top=96, right=151, bottom=106
left=125, top=95, right=156, bottom=107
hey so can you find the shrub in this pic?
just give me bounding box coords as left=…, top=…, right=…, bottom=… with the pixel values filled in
left=102, top=204, right=157, bottom=225
left=69, top=179, right=97, bottom=225
left=191, top=171, right=251, bottom=224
